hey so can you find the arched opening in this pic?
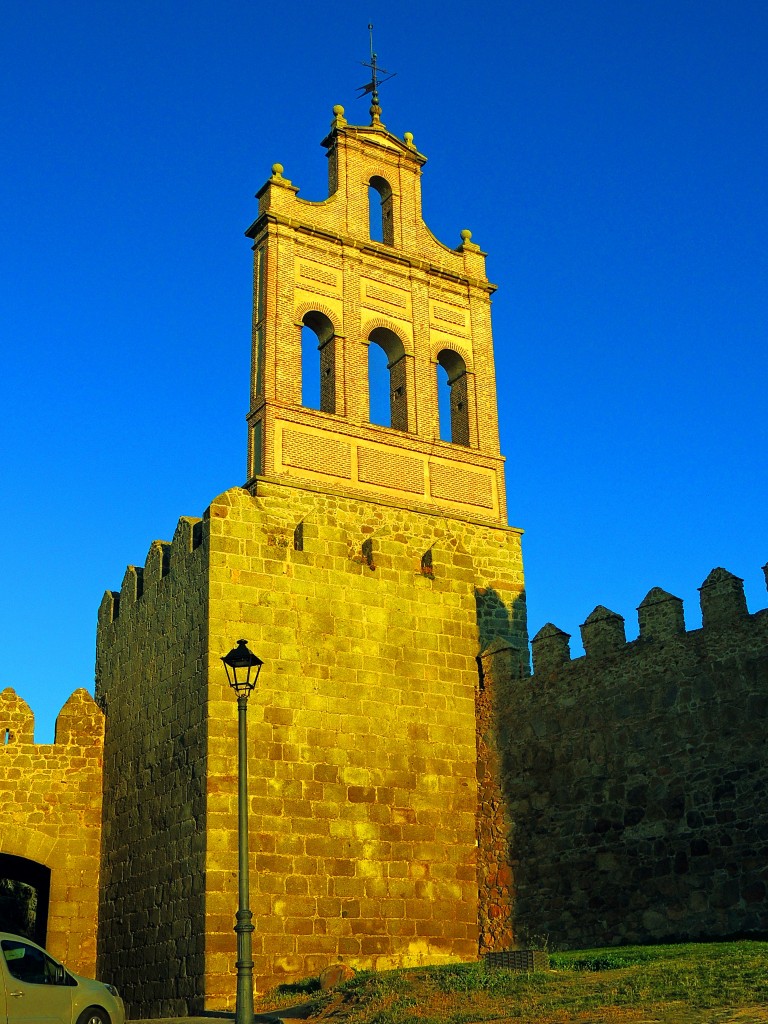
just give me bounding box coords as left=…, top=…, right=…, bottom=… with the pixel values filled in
left=369, top=176, right=394, bottom=245
left=0, top=854, right=51, bottom=945
left=437, top=349, right=470, bottom=446
left=436, top=363, right=453, bottom=442
left=301, top=311, right=336, bottom=413
left=368, top=327, right=408, bottom=431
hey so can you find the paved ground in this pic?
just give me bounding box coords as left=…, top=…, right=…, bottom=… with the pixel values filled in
left=128, top=1003, right=318, bottom=1024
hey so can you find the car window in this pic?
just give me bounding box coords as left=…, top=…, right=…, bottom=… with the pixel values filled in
left=1, top=940, right=61, bottom=985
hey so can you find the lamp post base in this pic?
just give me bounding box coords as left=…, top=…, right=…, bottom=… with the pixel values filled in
left=235, top=909, right=255, bottom=1024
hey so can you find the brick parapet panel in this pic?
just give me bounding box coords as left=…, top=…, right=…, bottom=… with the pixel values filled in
left=499, top=564, right=768, bottom=949
left=96, top=481, right=525, bottom=1013
left=0, top=687, right=104, bottom=976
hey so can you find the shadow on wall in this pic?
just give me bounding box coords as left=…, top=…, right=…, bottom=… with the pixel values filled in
left=494, top=564, right=768, bottom=951
left=474, top=587, right=529, bottom=667
left=474, top=587, right=529, bottom=955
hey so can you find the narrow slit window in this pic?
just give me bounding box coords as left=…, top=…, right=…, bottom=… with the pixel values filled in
left=362, top=538, right=375, bottom=570
left=421, top=549, right=434, bottom=578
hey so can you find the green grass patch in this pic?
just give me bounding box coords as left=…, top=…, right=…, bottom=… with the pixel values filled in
left=283, top=941, right=768, bottom=1024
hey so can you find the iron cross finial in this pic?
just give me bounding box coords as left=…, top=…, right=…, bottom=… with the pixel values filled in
left=356, top=23, right=396, bottom=125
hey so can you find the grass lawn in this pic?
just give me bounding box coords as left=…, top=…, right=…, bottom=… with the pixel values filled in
left=255, top=941, right=768, bottom=1024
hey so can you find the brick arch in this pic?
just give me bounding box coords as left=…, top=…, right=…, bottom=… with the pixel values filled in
left=435, top=345, right=473, bottom=447
left=431, top=339, right=474, bottom=375
left=296, top=304, right=342, bottom=415
left=294, top=301, right=342, bottom=334
left=361, top=316, right=413, bottom=356
left=365, top=166, right=400, bottom=196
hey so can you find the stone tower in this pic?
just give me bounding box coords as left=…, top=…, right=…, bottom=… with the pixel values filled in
left=96, top=102, right=526, bottom=1016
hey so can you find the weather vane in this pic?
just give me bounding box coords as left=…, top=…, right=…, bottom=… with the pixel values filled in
left=356, top=23, right=396, bottom=123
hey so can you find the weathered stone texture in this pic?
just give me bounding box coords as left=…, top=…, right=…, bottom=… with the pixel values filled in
left=475, top=641, right=525, bottom=954
left=96, top=482, right=525, bottom=1013
left=0, top=687, right=104, bottom=975
left=96, top=516, right=209, bottom=1016
left=501, top=569, right=768, bottom=949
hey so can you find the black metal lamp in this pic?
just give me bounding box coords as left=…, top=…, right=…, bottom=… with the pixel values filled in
left=221, top=638, right=264, bottom=696
left=222, top=637, right=263, bottom=1024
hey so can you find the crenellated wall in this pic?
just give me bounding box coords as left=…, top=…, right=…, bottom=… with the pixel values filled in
left=0, top=687, right=104, bottom=976
left=95, top=479, right=526, bottom=1015
left=96, top=514, right=209, bottom=1016
left=493, top=562, right=768, bottom=950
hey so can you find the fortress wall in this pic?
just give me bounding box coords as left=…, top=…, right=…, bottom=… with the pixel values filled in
left=0, top=688, right=104, bottom=975
left=95, top=518, right=209, bottom=1016
left=203, top=482, right=525, bottom=1001
left=94, top=481, right=525, bottom=1014
left=498, top=565, right=768, bottom=949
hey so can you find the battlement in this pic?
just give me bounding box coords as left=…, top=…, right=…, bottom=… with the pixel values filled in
left=0, top=687, right=104, bottom=746
left=495, top=558, right=768, bottom=952
left=0, top=686, right=104, bottom=977
left=98, top=516, right=204, bottom=625
left=532, top=563, right=768, bottom=674
left=98, top=483, right=525, bottom=628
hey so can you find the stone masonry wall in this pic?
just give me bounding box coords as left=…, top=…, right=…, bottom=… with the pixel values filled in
left=204, top=481, right=526, bottom=1000
left=97, top=478, right=525, bottom=1014
left=498, top=564, right=768, bottom=950
left=96, top=519, right=209, bottom=1016
left=0, top=687, right=104, bottom=976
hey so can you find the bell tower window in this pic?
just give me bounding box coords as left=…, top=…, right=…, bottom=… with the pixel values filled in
left=368, top=176, right=394, bottom=246
left=368, top=328, right=408, bottom=432
left=437, top=349, right=470, bottom=446
left=301, top=311, right=337, bottom=414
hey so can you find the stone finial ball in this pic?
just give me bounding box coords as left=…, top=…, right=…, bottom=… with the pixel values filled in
left=404, top=131, right=414, bottom=145
left=272, top=163, right=284, bottom=177
left=333, top=104, right=345, bottom=117
left=460, top=229, right=473, bottom=243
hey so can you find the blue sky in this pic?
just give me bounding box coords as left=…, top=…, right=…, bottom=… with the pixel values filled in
left=2, top=2, right=766, bottom=741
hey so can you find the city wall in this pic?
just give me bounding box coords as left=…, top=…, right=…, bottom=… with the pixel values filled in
left=96, top=516, right=209, bottom=1016
left=96, top=481, right=526, bottom=1015
left=491, top=563, right=768, bottom=950
left=0, top=687, right=104, bottom=976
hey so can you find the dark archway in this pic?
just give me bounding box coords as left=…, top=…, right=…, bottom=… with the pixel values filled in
left=0, top=854, right=50, bottom=945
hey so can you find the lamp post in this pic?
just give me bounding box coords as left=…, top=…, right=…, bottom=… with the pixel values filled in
left=221, top=639, right=264, bottom=1024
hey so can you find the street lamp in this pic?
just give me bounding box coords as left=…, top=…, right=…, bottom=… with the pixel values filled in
left=221, top=639, right=264, bottom=1024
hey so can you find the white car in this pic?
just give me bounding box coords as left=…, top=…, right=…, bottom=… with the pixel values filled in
left=0, top=933, right=125, bottom=1024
